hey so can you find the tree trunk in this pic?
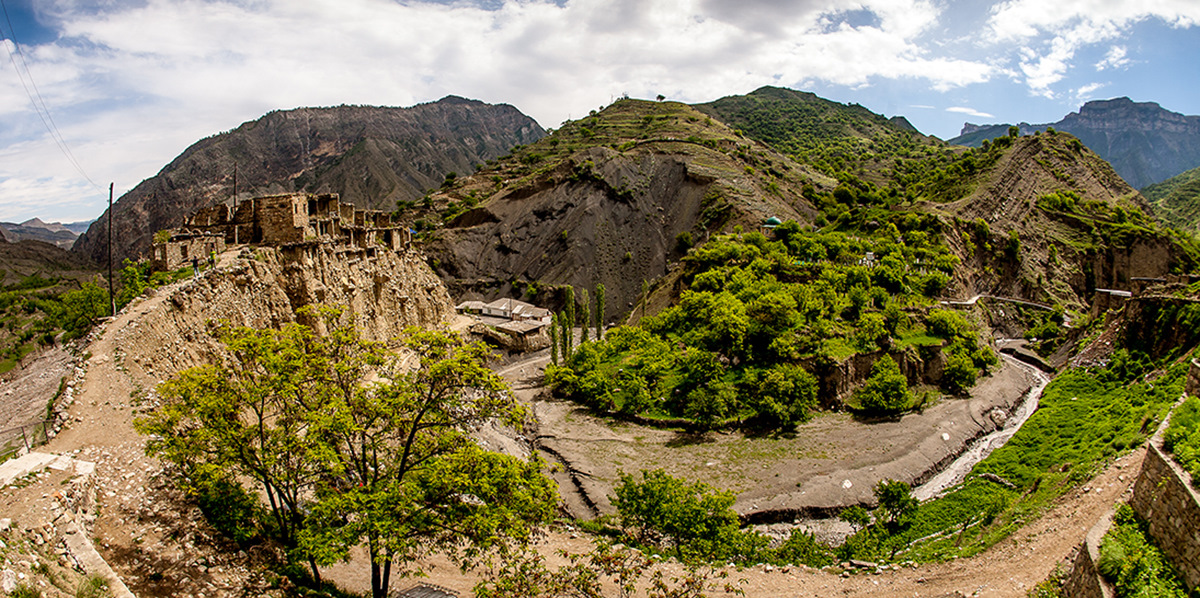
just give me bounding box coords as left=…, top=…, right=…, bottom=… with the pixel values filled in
left=306, top=555, right=321, bottom=585
left=371, top=562, right=382, bottom=598
left=381, top=558, right=392, bottom=598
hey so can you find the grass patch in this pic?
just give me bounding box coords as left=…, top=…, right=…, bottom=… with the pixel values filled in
left=840, top=360, right=1185, bottom=563
left=1097, top=504, right=1189, bottom=597
left=1163, top=395, right=1200, bottom=487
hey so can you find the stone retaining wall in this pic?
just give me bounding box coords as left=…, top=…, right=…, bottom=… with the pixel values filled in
left=1061, top=510, right=1115, bottom=598
left=1129, top=438, right=1200, bottom=591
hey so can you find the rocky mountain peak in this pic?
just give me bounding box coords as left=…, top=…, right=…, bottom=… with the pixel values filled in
left=72, top=98, right=546, bottom=265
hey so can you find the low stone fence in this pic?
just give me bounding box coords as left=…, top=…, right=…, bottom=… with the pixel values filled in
left=1061, top=509, right=1115, bottom=598
left=1064, top=397, right=1200, bottom=597
left=1129, top=437, right=1200, bottom=591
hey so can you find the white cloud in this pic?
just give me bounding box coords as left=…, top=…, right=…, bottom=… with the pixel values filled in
left=0, top=0, right=1003, bottom=221
left=987, top=0, right=1200, bottom=95
left=1096, top=45, right=1129, bottom=70
left=946, top=106, right=994, bottom=119
left=1074, top=82, right=1106, bottom=101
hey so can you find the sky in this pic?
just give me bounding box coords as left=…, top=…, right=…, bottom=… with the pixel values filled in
left=1, top=0, right=1198, bottom=224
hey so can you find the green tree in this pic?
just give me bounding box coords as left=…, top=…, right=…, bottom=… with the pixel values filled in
left=594, top=283, right=606, bottom=341
left=53, top=282, right=110, bottom=338
left=855, top=355, right=913, bottom=413
left=839, top=505, right=870, bottom=533
left=138, top=313, right=337, bottom=577
left=612, top=469, right=740, bottom=560
left=138, top=310, right=556, bottom=598
left=874, top=479, right=918, bottom=530
left=549, top=314, right=559, bottom=366
left=562, top=286, right=576, bottom=359
left=942, top=347, right=979, bottom=394
left=745, top=364, right=819, bottom=427
left=579, top=288, right=590, bottom=345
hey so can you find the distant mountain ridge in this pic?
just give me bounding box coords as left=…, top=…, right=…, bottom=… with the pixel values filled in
left=1, top=218, right=94, bottom=249
left=72, top=96, right=546, bottom=264
left=949, top=97, right=1200, bottom=189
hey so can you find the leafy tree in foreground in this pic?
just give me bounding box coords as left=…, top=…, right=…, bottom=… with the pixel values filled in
left=612, top=469, right=740, bottom=561
left=475, top=540, right=744, bottom=598
left=138, top=309, right=556, bottom=598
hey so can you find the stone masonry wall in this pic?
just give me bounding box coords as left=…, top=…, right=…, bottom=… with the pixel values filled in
left=1061, top=510, right=1116, bottom=598
left=1129, top=437, right=1200, bottom=591
left=1061, top=360, right=1200, bottom=596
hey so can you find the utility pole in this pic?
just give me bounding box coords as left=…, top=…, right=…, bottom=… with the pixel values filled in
left=107, top=183, right=115, bottom=317
left=232, top=164, right=239, bottom=245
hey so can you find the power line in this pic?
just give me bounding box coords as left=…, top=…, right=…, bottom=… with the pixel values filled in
left=0, top=0, right=103, bottom=192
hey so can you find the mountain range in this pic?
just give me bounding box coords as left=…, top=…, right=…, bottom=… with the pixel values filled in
left=72, top=96, right=546, bottom=265
left=59, top=88, right=1200, bottom=293
left=0, top=218, right=93, bottom=249
left=949, top=97, right=1200, bottom=189
left=420, top=86, right=1181, bottom=316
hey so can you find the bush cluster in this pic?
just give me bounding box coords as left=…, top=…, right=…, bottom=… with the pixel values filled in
left=547, top=221, right=995, bottom=428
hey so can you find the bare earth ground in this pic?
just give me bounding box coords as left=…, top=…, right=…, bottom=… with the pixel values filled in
left=528, top=351, right=1036, bottom=518
left=0, top=273, right=1139, bottom=597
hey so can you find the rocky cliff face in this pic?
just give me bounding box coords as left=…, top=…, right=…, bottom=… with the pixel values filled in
left=107, top=244, right=455, bottom=379
left=951, top=98, right=1200, bottom=189
left=73, top=96, right=545, bottom=265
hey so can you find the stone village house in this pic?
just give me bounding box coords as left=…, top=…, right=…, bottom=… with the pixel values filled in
left=152, top=193, right=412, bottom=271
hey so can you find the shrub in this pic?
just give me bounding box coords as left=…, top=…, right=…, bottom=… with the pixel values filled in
left=76, top=574, right=111, bottom=598
left=1097, top=504, right=1188, bottom=597
left=772, top=529, right=835, bottom=568
left=942, top=345, right=979, bottom=394
left=855, top=355, right=913, bottom=413
left=11, top=584, right=41, bottom=598
left=612, top=469, right=740, bottom=560
left=191, top=469, right=262, bottom=545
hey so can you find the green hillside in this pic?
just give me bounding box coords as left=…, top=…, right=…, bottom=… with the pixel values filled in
left=1142, top=166, right=1200, bottom=232
left=695, top=86, right=1017, bottom=205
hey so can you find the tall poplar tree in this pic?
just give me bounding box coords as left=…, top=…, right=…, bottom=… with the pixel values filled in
left=594, top=283, right=606, bottom=341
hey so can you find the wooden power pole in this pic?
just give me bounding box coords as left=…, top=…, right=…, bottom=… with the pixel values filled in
left=107, top=182, right=115, bottom=317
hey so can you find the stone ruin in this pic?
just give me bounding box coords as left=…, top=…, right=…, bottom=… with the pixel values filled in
left=151, top=193, right=412, bottom=271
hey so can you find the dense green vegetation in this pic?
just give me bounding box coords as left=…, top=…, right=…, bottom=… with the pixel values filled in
left=605, top=468, right=834, bottom=568
left=546, top=217, right=995, bottom=428
left=836, top=360, right=1184, bottom=563
left=1164, top=396, right=1200, bottom=487
left=1141, top=165, right=1200, bottom=233
left=1036, top=190, right=1200, bottom=269
left=695, top=86, right=1012, bottom=203
left=0, top=259, right=192, bottom=373
left=1097, top=504, right=1189, bottom=598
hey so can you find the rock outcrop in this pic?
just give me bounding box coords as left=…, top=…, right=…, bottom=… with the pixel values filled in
left=108, top=243, right=455, bottom=379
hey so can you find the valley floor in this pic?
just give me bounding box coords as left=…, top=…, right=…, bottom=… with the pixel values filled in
left=0, top=266, right=1139, bottom=597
